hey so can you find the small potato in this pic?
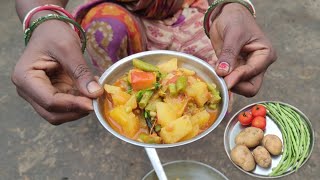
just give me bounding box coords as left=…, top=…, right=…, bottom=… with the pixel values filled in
left=253, top=146, right=272, bottom=168
left=262, top=134, right=283, bottom=155
left=231, top=145, right=256, bottom=172
left=235, top=127, right=264, bottom=148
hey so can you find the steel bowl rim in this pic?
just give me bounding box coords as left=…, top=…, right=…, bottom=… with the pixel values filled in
left=93, top=50, right=229, bottom=148
left=142, top=160, right=229, bottom=180
left=223, top=100, right=315, bottom=179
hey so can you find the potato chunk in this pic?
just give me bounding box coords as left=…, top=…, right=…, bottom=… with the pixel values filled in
left=164, top=96, right=189, bottom=117
left=186, top=81, right=209, bottom=107
left=158, top=58, right=178, bottom=73
left=109, top=106, right=139, bottom=138
left=181, top=124, right=199, bottom=141
left=156, top=102, right=177, bottom=127
left=160, top=116, right=192, bottom=143
left=104, top=84, right=131, bottom=106
left=125, top=95, right=137, bottom=111
left=190, top=110, right=210, bottom=129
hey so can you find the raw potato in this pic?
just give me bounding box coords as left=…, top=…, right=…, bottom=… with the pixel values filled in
left=253, top=146, right=272, bottom=168
left=231, top=145, right=256, bottom=171
left=262, top=134, right=283, bottom=155
left=235, top=127, right=264, bottom=148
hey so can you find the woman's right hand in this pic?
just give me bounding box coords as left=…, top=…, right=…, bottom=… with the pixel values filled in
left=11, top=20, right=103, bottom=125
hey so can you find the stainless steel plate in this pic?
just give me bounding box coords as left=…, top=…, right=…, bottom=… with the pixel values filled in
left=224, top=101, right=314, bottom=178
left=142, top=160, right=229, bottom=180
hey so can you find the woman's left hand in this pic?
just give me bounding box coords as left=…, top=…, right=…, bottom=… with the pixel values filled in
left=209, top=3, right=277, bottom=97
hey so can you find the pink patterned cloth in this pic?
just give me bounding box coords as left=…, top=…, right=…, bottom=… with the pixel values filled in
left=142, top=0, right=218, bottom=65
left=74, top=0, right=217, bottom=71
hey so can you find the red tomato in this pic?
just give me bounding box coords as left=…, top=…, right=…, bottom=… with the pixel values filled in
left=251, top=104, right=267, bottom=117
left=238, top=111, right=253, bottom=126
left=130, top=70, right=156, bottom=91
left=251, top=116, right=266, bottom=130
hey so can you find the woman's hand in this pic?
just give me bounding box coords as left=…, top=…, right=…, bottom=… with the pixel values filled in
left=11, top=20, right=103, bottom=125
left=210, top=3, right=277, bottom=97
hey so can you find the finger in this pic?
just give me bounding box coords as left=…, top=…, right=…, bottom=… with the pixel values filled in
left=223, top=49, right=273, bottom=90
left=32, top=60, right=62, bottom=75
left=214, top=26, right=248, bottom=77
left=231, top=72, right=265, bottom=97
left=20, top=69, right=93, bottom=113
left=17, top=89, right=89, bottom=125
left=55, top=47, right=103, bottom=98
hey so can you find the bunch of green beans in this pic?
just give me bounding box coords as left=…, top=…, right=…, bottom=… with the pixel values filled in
left=264, top=102, right=311, bottom=176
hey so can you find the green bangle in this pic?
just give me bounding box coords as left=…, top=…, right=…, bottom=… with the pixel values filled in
left=24, top=14, right=87, bottom=53
left=203, top=0, right=255, bottom=38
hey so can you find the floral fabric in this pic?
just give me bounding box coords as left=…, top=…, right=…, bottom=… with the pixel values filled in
left=74, top=0, right=217, bottom=73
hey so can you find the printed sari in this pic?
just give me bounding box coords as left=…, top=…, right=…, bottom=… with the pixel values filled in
left=74, top=0, right=217, bottom=73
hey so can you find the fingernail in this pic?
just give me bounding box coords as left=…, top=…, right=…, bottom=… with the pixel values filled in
left=87, top=81, right=101, bottom=93
left=218, top=62, right=230, bottom=72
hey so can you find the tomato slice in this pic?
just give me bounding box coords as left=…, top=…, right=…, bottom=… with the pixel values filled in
left=130, top=70, right=156, bottom=91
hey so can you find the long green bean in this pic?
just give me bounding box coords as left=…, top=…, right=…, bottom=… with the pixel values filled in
left=176, top=76, right=187, bottom=93
left=264, top=102, right=311, bottom=176
left=278, top=106, right=300, bottom=170
left=207, top=82, right=221, bottom=103
left=284, top=106, right=310, bottom=170
left=268, top=103, right=296, bottom=175
left=138, top=90, right=153, bottom=109
left=266, top=104, right=290, bottom=175
left=133, top=59, right=159, bottom=72
left=168, top=83, right=177, bottom=96
left=280, top=106, right=303, bottom=170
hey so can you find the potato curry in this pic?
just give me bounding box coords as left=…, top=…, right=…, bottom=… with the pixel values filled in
left=103, top=58, right=221, bottom=144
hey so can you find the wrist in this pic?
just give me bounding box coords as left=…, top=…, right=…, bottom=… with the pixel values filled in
left=25, top=14, right=87, bottom=53
left=30, top=10, right=57, bottom=22
left=15, top=0, right=68, bottom=22
left=203, top=0, right=256, bottom=37
left=214, top=3, right=253, bottom=21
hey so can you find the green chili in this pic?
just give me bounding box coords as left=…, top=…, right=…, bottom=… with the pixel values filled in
left=133, top=59, right=159, bottom=72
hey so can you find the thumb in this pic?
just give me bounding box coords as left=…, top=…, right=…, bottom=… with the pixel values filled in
left=59, top=50, right=103, bottom=98
left=215, top=30, right=246, bottom=77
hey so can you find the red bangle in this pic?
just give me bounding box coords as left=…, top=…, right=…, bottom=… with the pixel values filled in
left=23, top=4, right=79, bottom=35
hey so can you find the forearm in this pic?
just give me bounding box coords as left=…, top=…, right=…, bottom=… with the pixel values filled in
left=15, top=0, right=68, bottom=22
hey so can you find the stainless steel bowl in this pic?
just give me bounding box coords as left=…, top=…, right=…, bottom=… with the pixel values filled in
left=93, top=50, right=229, bottom=148
left=142, top=160, right=229, bottom=180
